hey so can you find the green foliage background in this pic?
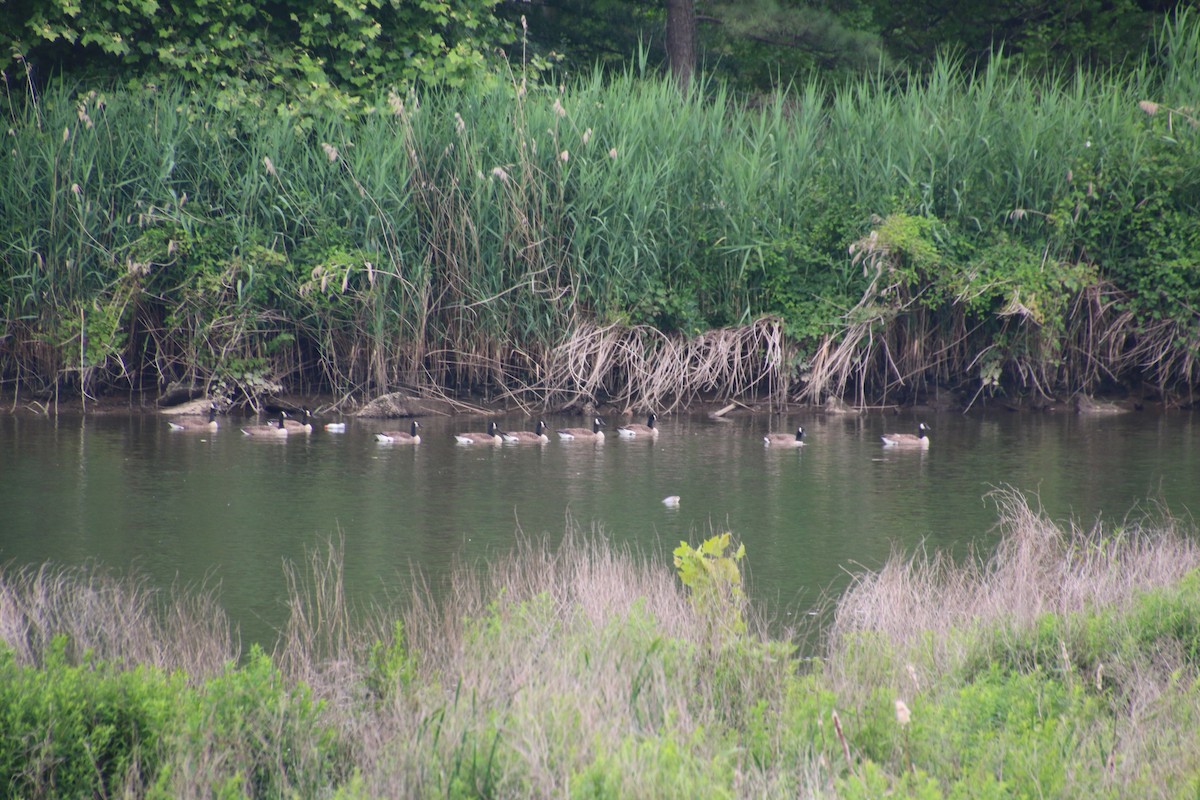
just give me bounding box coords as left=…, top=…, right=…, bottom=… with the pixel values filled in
left=1, top=10, right=1198, bottom=404
left=3, top=0, right=512, bottom=112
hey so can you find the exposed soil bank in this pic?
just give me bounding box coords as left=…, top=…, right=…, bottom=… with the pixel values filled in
left=0, top=384, right=1182, bottom=419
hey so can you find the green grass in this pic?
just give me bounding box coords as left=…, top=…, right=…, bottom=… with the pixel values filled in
left=1, top=491, right=1199, bottom=797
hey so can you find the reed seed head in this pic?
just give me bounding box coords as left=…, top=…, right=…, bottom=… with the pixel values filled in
left=894, top=699, right=911, bottom=726
left=1139, top=100, right=1159, bottom=115
left=321, top=142, right=339, bottom=162
left=906, top=662, right=920, bottom=691
left=263, top=156, right=276, bottom=176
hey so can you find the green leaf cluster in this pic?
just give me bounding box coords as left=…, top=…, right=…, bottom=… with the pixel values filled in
left=673, top=532, right=747, bottom=637
left=3, top=0, right=513, bottom=113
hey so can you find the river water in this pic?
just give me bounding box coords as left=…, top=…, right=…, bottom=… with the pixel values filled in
left=2, top=409, right=1197, bottom=648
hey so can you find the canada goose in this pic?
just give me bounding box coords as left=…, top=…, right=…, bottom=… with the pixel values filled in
left=167, top=405, right=218, bottom=432
left=502, top=420, right=549, bottom=444
left=881, top=422, right=931, bottom=449
left=557, top=417, right=606, bottom=441
left=376, top=420, right=421, bottom=444
left=617, top=413, right=659, bottom=438
left=454, top=420, right=503, bottom=445
left=764, top=426, right=805, bottom=447
left=241, top=412, right=289, bottom=437
left=282, top=407, right=313, bottom=433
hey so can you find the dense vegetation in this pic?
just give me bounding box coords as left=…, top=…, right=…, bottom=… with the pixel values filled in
left=1, top=0, right=511, bottom=111
left=1, top=491, right=1198, bottom=797
left=1, top=14, right=1197, bottom=410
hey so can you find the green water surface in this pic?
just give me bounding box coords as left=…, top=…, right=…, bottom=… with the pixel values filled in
left=2, top=409, right=1197, bottom=647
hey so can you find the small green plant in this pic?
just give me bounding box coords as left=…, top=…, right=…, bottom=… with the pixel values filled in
left=673, top=532, right=747, bottom=637
left=366, top=620, right=417, bottom=702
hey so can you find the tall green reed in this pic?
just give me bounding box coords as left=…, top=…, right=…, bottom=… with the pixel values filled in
left=2, top=14, right=1197, bottom=405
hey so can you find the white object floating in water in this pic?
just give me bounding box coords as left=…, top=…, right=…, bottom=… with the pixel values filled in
left=662, top=495, right=680, bottom=508
left=324, top=422, right=347, bottom=433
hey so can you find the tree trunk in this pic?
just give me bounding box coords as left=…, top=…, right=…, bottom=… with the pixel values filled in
left=665, top=0, right=696, bottom=89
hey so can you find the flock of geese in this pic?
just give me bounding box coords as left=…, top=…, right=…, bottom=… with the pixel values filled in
left=168, top=406, right=933, bottom=449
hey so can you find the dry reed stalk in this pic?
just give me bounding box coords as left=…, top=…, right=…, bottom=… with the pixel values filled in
left=303, top=527, right=799, bottom=797
left=527, top=318, right=785, bottom=412
left=828, top=488, right=1200, bottom=687
left=0, top=562, right=234, bottom=679
left=802, top=233, right=901, bottom=405
left=275, top=536, right=370, bottom=706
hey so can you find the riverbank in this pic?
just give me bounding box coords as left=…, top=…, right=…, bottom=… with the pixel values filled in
left=3, top=18, right=1199, bottom=411
left=1, top=489, right=1197, bottom=797
left=0, top=381, right=1184, bottom=421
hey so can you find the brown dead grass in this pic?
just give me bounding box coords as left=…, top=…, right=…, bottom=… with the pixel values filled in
left=269, top=528, right=802, bottom=797
left=828, top=487, right=1200, bottom=687
left=515, top=317, right=788, bottom=413
left=0, top=562, right=234, bottom=679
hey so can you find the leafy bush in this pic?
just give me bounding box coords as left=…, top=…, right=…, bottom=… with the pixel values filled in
left=156, top=645, right=344, bottom=798
left=0, top=637, right=178, bottom=797
left=3, top=0, right=512, bottom=114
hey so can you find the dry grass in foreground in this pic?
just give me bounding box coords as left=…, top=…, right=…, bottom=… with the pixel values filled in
left=1, top=490, right=1199, bottom=798
left=830, top=488, right=1200, bottom=680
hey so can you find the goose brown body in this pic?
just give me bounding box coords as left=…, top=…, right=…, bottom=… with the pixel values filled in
left=502, top=421, right=550, bottom=444
left=376, top=420, right=421, bottom=444
left=764, top=426, right=805, bottom=447
left=881, top=423, right=931, bottom=449
left=455, top=420, right=503, bottom=445
left=617, top=413, right=659, bottom=438
left=241, top=412, right=289, bottom=437
left=282, top=407, right=313, bottom=433
left=556, top=417, right=606, bottom=441
left=167, top=405, right=218, bottom=432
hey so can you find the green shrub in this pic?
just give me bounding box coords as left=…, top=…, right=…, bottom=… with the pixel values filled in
left=154, top=645, right=344, bottom=799
left=570, top=729, right=734, bottom=800
left=0, top=637, right=180, bottom=797
left=1131, top=569, right=1200, bottom=663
